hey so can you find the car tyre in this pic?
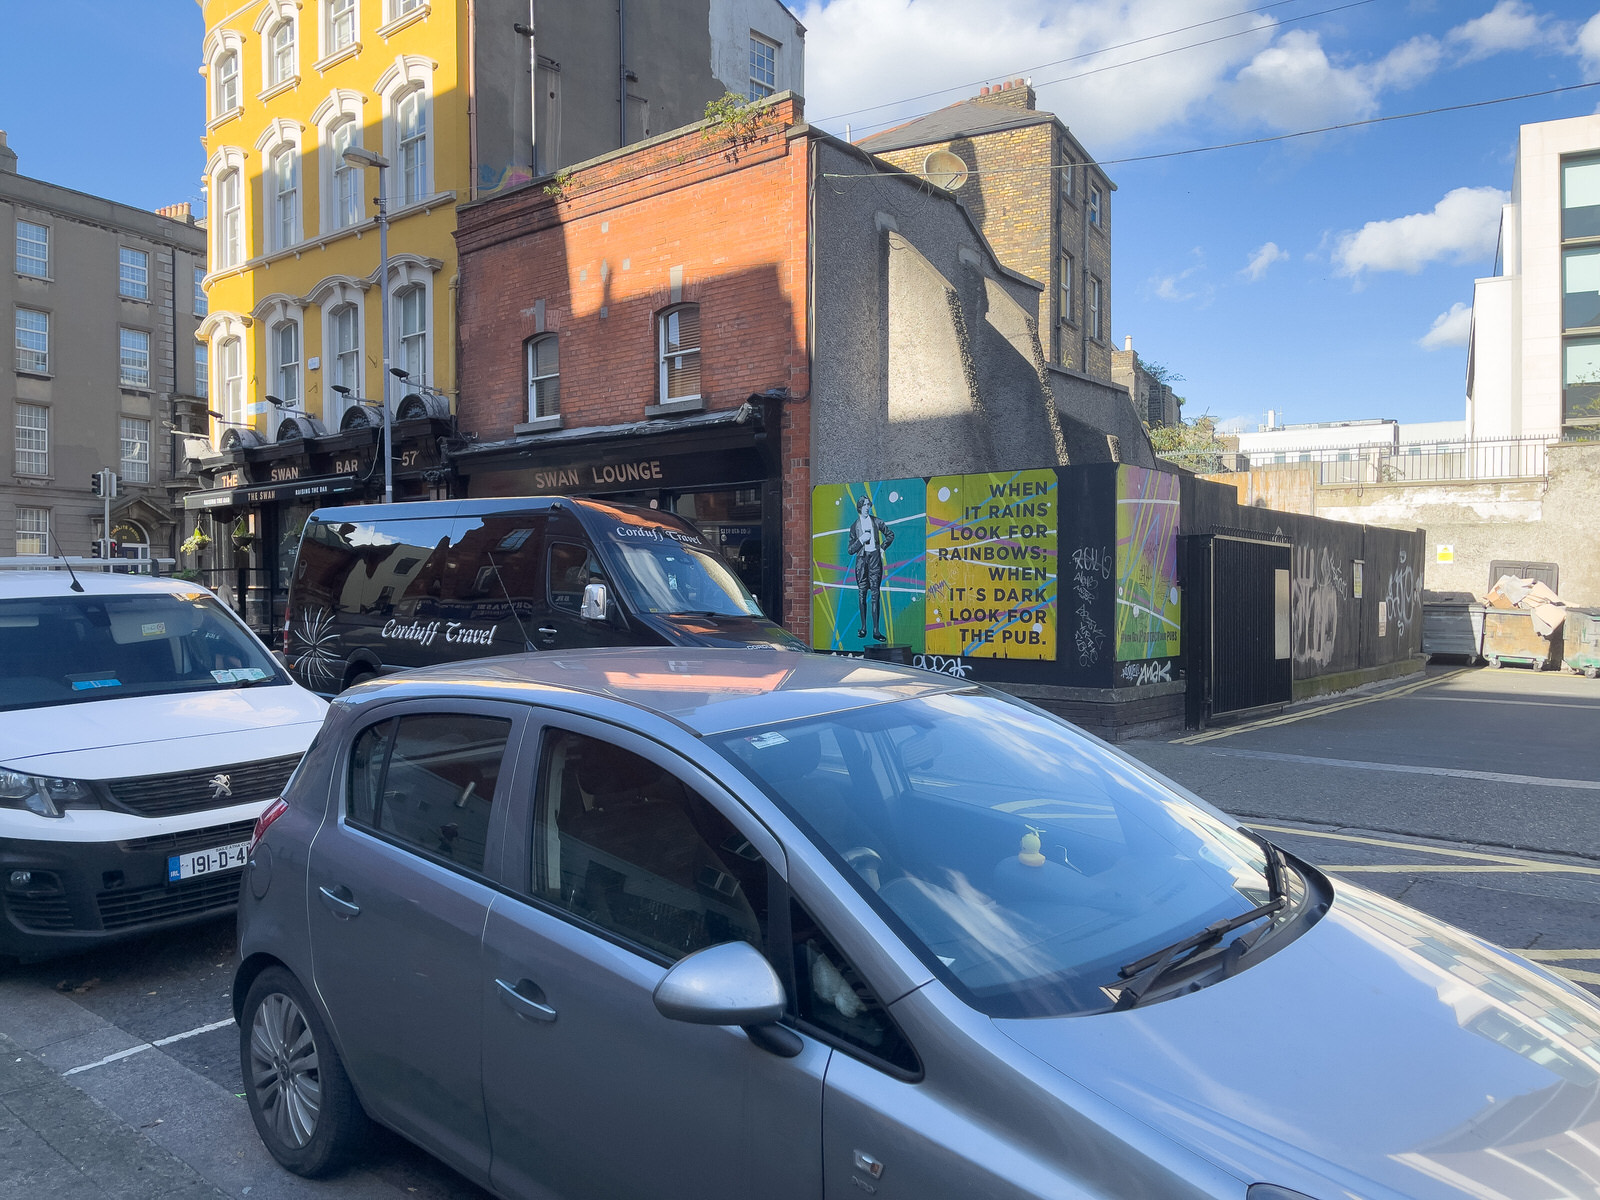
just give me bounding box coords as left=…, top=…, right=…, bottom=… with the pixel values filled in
left=240, top=965, right=369, bottom=1177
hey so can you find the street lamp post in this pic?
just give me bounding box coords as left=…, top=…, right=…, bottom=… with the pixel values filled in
left=342, top=147, right=394, bottom=503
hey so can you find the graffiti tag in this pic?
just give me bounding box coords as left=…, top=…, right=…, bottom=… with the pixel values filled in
left=1291, top=545, right=1346, bottom=668
left=913, top=654, right=973, bottom=679
left=1120, top=659, right=1173, bottom=686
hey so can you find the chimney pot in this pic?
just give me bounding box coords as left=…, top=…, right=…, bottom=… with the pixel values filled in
left=1125, top=336, right=1133, bottom=352
left=980, top=86, right=989, bottom=95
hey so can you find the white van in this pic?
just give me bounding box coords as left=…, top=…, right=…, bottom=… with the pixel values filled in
left=0, top=569, right=325, bottom=960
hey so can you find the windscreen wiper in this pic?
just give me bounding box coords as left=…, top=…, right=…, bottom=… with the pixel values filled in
left=1111, top=894, right=1286, bottom=1012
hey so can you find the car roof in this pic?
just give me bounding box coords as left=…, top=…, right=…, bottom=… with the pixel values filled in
left=345, top=648, right=971, bottom=736
left=0, top=570, right=222, bottom=601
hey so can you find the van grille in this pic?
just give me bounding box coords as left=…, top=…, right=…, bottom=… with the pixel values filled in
left=103, top=756, right=301, bottom=817
left=6, top=894, right=74, bottom=931
left=119, top=820, right=258, bottom=856
left=97, top=873, right=242, bottom=931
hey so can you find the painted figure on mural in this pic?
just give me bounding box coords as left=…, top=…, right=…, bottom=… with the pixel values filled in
left=848, top=495, right=895, bottom=642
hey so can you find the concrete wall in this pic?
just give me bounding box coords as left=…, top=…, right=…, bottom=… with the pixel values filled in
left=810, top=137, right=1068, bottom=486
left=1046, top=365, right=1157, bottom=468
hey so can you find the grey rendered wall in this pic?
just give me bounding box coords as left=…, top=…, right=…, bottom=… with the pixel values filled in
left=1047, top=364, right=1157, bottom=467
left=472, top=0, right=536, bottom=195
left=810, top=137, right=1068, bottom=486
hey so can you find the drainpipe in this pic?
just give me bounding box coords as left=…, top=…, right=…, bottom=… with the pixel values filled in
left=618, top=0, right=626, bottom=147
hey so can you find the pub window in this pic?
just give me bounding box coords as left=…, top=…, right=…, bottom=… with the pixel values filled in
left=526, top=333, right=559, bottom=420
left=657, top=304, right=701, bottom=404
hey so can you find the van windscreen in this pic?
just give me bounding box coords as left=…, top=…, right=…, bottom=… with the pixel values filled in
left=601, top=523, right=763, bottom=617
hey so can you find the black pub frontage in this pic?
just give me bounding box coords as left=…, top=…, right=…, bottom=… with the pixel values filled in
left=180, top=397, right=785, bottom=638
left=180, top=397, right=454, bottom=637
left=448, top=400, right=784, bottom=621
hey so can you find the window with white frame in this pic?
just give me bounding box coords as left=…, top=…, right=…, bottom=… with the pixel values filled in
left=16, top=309, right=48, bottom=374
left=1088, top=276, right=1102, bottom=341
left=272, top=146, right=299, bottom=250
left=398, top=88, right=428, bottom=204
left=269, top=16, right=296, bottom=85
left=392, top=0, right=423, bottom=16
left=526, top=334, right=559, bottom=419
left=1059, top=254, right=1073, bottom=325
left=658, top=305, right=701, bottom=403
left=217, top=168, right=243, bottom=268
left=119, top=247, right=149, bottom=299
left=15, top=404, right=48, bottom=476
left=328, top=0, right=356, bottom=53
left=215, top=50, right=241, bottom=116
left=16, top=220, right=48, bottom=277
left=274, top=320, right=301, bottom=405
left=396, top=285, right=426, bottom=381
left=16, top=506, right=48, bottom=556
left=120, top=328, right=151, bottom=388
left=330, top=302, right=360, bottom=397
left=195, top=343, right=209, bottom=397
left=194, top=266, right=207, bottom=315
left=121, top=417, right=151, bottom=483
left=1089, top=185, right=1102, bottom=227
left=748, top=33, right=777, bottom=100
left=1060, top=144, right=1074, bottom=199
left=331, top=118, right=361, bottom=228
left=218, top=336, right=245, bottom=436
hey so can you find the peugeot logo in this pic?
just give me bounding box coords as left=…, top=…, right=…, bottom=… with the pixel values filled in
left=208, top=774, right=233, bottom=800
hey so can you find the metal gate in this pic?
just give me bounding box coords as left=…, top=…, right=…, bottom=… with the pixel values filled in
left=1183, top=534, right=1293, bottom=725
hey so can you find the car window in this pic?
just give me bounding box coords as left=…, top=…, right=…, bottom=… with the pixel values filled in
left=548, top=542, right=610, bottom=615
left=790, top=898, right=919, bottom=1075
left=532, top=729, right=767, bottom=961
left=347, top=713, right=510, bottom=874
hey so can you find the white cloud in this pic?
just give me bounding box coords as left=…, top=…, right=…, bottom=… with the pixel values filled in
left=1223, top=29, right=1443, bottom=131
left=1447, top=1, right=1558, bottom=63
left=1420, top=302, right=1473, bottom=349
left=1242, top=241, right=1289, bottom=281
left=1334, top=186, right=1508, bottom=276
left=1580, top=12, right=1600, bottom=74
left=1216, top=413, right=1266, bottom=435
left=799, top=0, right=1277, bottom=148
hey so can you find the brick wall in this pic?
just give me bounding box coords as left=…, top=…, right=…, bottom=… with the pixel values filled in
left=454, top=96, right=815, bottom=634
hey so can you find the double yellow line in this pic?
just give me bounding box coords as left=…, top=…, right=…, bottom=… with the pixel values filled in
left=1171, top=669, right=1465, bottom=745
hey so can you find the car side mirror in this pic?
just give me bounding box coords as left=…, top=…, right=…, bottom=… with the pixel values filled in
left=580, top=582, right=608, bottom=622
left=653, top=941, right=801, bottom=1057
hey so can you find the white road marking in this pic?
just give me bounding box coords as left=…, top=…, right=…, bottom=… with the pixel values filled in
left=62, top=1017, right=235, bottom=1076
left=1216, top=748, right=1600, bottom=791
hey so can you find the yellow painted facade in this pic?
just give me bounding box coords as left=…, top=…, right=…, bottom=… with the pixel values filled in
left=198, top=0, right=467, bottom=444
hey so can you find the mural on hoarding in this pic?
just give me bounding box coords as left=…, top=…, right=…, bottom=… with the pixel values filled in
left=810, top=472, right=1057, bottom=661
left=1114, top=466, right=1182, bottom=662
left=810, top=480, right=925, bottom=652
left=926, top=470, right=1057, bottom=660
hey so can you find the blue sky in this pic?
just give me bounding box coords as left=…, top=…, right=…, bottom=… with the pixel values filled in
left=4, top=1, right=1598, bottom=430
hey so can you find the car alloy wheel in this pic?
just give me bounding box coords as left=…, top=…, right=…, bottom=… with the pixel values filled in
left=249, top=989, right=321, bottom=1149
left=239, top=965, right=369, bottom=1177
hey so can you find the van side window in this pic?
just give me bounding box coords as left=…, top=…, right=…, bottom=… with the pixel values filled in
left=549, top=543, right=609, bottom=615
left=346, top=713, right=510, bottom=875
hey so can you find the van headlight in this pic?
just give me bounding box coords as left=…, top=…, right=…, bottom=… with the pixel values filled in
left=0, top=771, right=94, bottom=819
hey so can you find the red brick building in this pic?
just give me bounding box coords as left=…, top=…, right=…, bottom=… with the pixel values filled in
left=453, top=95, right=812, bottom=629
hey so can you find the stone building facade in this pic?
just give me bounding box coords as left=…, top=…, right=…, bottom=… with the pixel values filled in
left=1111, top=336, right=1180, bottom=429
left=859, top=80, right=1115, bottom=381
left=1, top=132, right=207, bottom=562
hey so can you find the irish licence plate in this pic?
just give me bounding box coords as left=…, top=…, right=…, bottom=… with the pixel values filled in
left=168, top=841, right=249, bottom=882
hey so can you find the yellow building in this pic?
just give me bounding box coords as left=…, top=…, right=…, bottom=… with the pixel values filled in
left=198, top=0, right=463, bottom=446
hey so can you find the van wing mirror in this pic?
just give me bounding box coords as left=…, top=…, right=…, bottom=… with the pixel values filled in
left=580, top=582, right=609, bottom=622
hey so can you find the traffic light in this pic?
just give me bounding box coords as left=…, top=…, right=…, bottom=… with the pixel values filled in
left=90, top=472, right=103, bottom=496
left=89, top=470, right=120, bottom=498
left=105, top=471, right=118, bottom=499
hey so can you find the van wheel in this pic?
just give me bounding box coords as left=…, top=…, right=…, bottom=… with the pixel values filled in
left=240, top=966, right=369, bottom=1177
left=342, top=669, right=376, bottom=691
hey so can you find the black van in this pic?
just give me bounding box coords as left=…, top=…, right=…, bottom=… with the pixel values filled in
left=281, top=496, right=803, bottom=692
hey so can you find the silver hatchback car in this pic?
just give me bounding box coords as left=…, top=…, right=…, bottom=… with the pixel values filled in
left=235, top=649, right=1600, bottom=1200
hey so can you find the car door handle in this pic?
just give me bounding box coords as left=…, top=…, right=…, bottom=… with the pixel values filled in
left=536, top=626, right=558, bottom=640
left=496, top=977, right=557, bottom=1022
left=318, top=885, right=361, bottom=919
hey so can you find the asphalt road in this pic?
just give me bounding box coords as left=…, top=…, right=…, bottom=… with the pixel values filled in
left=1, top=661, right=1596, bottom=1197
left=1123, top=662, right=1600, bottom=996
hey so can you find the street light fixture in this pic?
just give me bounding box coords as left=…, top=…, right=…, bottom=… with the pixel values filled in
left=342, top=146, right=394, bottom=503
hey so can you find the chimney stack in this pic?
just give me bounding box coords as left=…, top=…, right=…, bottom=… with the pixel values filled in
left=0, top=131, right=16, bottom=175
left=157, top=202, right=195, bottom=224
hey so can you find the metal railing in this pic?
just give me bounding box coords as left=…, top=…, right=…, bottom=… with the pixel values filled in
left=1245, top=436, right=1551, bottom=484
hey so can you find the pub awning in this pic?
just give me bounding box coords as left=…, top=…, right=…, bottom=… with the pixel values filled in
left=182, top=474, right=364, bottom=511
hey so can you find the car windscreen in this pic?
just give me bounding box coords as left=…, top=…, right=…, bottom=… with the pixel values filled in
left=0, top=591, right=287, bottom=712
left=601, top=525, right=763, bottom=618
left=713, top=691, right=1281, bottom=1018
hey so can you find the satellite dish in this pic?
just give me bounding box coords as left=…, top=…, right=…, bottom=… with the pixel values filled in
left=922, top=149, right=970, bottom=191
